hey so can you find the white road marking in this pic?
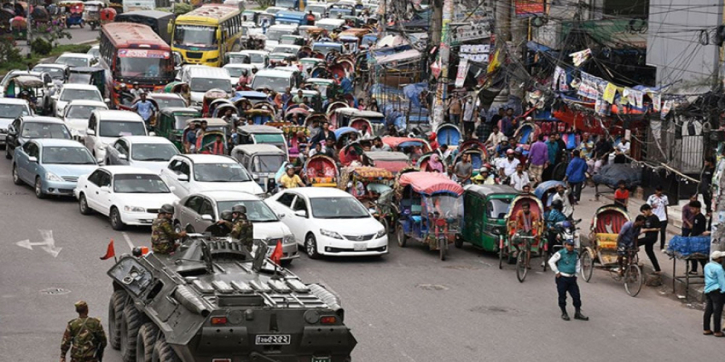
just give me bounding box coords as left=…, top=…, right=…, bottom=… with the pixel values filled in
left=122, top=232, right=135, bottom=250
left=15, top=229, right=62, bottom=257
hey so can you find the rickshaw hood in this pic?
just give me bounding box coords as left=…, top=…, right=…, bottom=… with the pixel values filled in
left=397, top=171, right=463, bottom=196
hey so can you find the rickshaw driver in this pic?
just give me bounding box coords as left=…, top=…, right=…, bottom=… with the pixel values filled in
left=512, top=201, right=539, bottom=269
left=616, top=215, right=646, bottom=276
left=19, top=90, right=35, bottom=112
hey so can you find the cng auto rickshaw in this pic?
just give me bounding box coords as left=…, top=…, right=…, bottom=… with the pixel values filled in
left=456, top=184, right=518, bottom=253
left=155, top=108, right=201, bottom=152
left=67, top=67, right=106, bottom=98
left=395, top=171, right=463, bottom=261
left=83, top=1, right=104, bottom=30
left=186, top=118, right=230, bottom=155
left=231, top=144, right=287, bottom=193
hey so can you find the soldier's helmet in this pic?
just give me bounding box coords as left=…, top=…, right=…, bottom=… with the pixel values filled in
left=220, top=210, right=233, bottom=221
left=232, top=204, right=247, bottom=214
left=160, top=204, right=175, bottom=214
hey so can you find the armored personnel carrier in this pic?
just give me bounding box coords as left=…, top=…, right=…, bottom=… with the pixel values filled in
left=106, top=233, right=357, bottom=362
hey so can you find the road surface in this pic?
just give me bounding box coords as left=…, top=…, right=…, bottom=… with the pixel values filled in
left=0, top=155, right=721, bottom=361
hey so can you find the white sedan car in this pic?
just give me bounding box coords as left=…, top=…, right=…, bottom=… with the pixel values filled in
left=104, top=136, right=179, bottom=174
left=74, top=166, right=178, bottom=230
left=54, top=84, right=104, bottom=117
left=265, top=187, right=388, bottom=258
left=160, top=154, right=264, bottom=199
left=62, top=100, right=108, bottom=141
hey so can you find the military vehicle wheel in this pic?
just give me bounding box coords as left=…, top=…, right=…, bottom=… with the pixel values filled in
left=111, top=207, right=125, bottom=230
left=121, top=303, right=144, bottom=362
left=108, top=289, right=127, bottom=350
left=12, top=164, right=22, bottom=185
left=35, top=177, right=46, bottom=199
left=137, top=323, right=158, bottom=362
left=305, top=233, right=320, bottom=259
left=79, top=194, right=92, bottom=215
left=152, top=335, right=180, bottom=362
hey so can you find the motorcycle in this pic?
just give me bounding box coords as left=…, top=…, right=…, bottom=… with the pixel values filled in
left=542, top=219, right=581, bottom=271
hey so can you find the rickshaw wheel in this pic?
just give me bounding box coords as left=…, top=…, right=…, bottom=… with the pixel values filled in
left=624, top=264, right=643, bottom=297
left=396, top=225, right=406, bottom=247
left=580, top=248, right=594, bottom=282
left=516, top=251, right=528, bottom=283
left=438, top=238, right=446, bottom=261
left=454, top=234, right=463, bottom=248
left=90, top=23, right=96, bottom=30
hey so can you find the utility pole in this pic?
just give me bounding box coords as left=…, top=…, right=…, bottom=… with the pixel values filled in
left=431, top=0, right=452, bottom=130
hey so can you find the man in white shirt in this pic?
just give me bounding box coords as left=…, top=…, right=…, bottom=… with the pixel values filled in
left=646, top=186, right=669, bottom=250
left=498, top=149, right=520, bottom=178
left=485, top=125, right=503, bottom=153
left=552, top=184, right=573, bottom=218
left=510, top=164, right=530, bottom=191
left=462, top=96, right=475, bottom=136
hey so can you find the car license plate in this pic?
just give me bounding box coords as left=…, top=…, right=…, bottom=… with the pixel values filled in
left=311, top=357, right=331, bottom=362
left=353, top=243, right=367, bottom=251
left=255, top=334, right=291, bottom=345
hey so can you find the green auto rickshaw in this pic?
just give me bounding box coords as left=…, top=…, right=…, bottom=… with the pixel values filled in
left=155, top=107, right=201, bottom=152
left=455, top=184, right=518, bottom=253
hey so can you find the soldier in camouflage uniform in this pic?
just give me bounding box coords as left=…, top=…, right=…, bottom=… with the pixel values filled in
left=151, top=204, right=187, bottom=254
left=61, top=301, right=107, bottom=362
left=218, top=204, right=254, bottom=251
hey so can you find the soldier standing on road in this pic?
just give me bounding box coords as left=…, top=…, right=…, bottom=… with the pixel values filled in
left=218, top=204, right=254, bottom=251
left=60, top=301, right=107, bottom=362
left=151, top=204, right=187, bottom=254
left=548, top=240, right=589, bottom=321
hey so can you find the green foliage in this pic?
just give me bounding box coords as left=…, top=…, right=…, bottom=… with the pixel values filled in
left=173, top=3, right=193, bottom=15
left=34, top=22, right=72, bottom=47
left=0, top=35, right=21, bottom=64
left=30, top=38, right=52, bottom=55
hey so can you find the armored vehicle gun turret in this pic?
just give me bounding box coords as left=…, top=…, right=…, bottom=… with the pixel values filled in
left=107, top=232, right=357, bottom=362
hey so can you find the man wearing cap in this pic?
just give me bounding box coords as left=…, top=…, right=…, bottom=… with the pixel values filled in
left=494, top=136, right=511, bottom=158
left=129, top=82, right=142, bottom=98
left=548, top=239, right=588, bottom=321
left=497, top=149, right=520, bottom=179
left=61, top=301, right=107, bottom=362
left=151, top=204, right=187, bottom=254
left=704, top=250, right=725, bottom=336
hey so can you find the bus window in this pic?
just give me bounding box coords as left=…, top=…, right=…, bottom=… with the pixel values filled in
left=174, top=25, right=218, bottom=47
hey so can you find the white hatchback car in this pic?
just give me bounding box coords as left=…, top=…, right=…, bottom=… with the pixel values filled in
left=74, top=166, right=178, bottom=230
left=265, top=187, right=388, bottom=258
left=54, top=84, right=105, bottom=117
left=62, top=100, right=108, bottom=141
left=160, top=154, right=264, bottom=199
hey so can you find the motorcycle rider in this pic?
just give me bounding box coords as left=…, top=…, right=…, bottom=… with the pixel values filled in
left=545, top=200, right=568, bottom=262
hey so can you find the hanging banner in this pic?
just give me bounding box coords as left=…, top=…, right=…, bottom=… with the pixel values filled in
left=514, top=0, right=545, bottom=16
left=569, top=48, right=591, bottom=67
left=651, top=92, right=662, bottom=112
left=455, top=58, right=469, bottom=88
left=602, top=82, right=617, bottom=103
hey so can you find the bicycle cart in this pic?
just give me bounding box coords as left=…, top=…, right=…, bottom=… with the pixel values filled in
left=580, top=204, right=643, bottom=296
left=503, top=194, right=545, bottom=282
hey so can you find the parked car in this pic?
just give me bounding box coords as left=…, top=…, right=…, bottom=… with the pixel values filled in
left=62, top=100, right=108, bottom=141
left=12, top=139, right=97, bottom=198
left=173, top=190, right=299, bottom=264
left=104, top=136, right=179, bottom=174
left=84, top=110, right=148, bottom=163
left=160, top=154, right=264, bottom=199
left=74, top=166, right=178, bottom=230
left=5, top=116, right=72, bottom=160
left=265, top=187, right=388, bottom=258
left=54, top=84, right=105, bottom=117
left=0, top=98, right=33, bottom=147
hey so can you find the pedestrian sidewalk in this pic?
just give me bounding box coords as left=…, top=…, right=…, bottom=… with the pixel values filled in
left=573, top=185, right=705, bottom=302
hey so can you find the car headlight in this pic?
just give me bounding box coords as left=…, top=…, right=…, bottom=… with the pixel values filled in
left=124, top=206, right=145, bottom=212
left=320, top=229, right=343, bottom=239
left=375, top=228, right=386, bottom=238
left=283, top=234, right=295, bottom=245
left=46, top=172, right=63, bottom=182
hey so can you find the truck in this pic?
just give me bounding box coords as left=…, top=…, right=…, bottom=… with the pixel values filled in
left=106, top=231, right=357, bottom=362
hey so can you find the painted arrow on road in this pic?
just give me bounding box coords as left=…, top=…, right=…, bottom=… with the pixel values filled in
left=16, top=229, right=62, bottom=257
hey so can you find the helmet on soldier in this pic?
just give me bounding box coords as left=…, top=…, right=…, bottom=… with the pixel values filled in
left=160, top=204, right=174, bottom=214
left=220, top=210, right=233, bottom=221
left=232, top=204, right=246, bottom=214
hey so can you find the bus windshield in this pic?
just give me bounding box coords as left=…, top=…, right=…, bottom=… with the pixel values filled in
left=174, top=25, right=218, bottom=48
left=117, top=49, right=173, bottom=80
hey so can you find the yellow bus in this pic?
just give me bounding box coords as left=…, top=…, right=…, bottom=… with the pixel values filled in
left=171, top=5, right=244, bottom=67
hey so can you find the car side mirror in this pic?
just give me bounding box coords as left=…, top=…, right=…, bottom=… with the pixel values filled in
left=253, top=174, right=260, bottom=181
left=86, top=129, right=95, bottom=136
left=294, top=209, right=307, bottom=218
left=28, top=156, right=37, bottom=163
left=104, top=98, right=110, bottom=104
left=277, top=213, right=285, bottom=219
left=177, top=173, right=189, bottom=182
left=149, top=132, right=156, bottom=136
left=119, top=154, right=127, bottom=160
left=100, top=186, right=110, bottom=193
left=201, top=214, right=214, bottom=221
left=169, top=186, right=176, bottom=192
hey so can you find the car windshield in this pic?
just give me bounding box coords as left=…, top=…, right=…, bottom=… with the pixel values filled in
left=194, top=163, right=251, bottom=182
left=60, top=89, right=102, bottom=102
left=0, top=104, right=30, bottom=118
left=310, top=197, right=369, bottom=218
left=117, top=56, right=174, bottom=79
left=251, top=75, right=290, bottom=93
left=154, top=97, right=186, bottom=109
left=88, top=48, right=100, bottom=58
left=21, top=123, right=71, bottom=139
left=272, top=46, right=298, bottom=54
left=66, top=105, right=104, bottom=119
left=131, top=143, right=178, bottom=161
left=226, top=67, right=246, bottom=77
left=313, top=44, right=342, bottom=55
left=67, top=73, right=91, bottom=84
left=34, top=66, right=65, bottom=80
left=265, top=29, right=287, bottom=41
left=253, top=154, right=285, bottom=172
left=42, top=146, right=95, bottom=164
left=56, top=56, right=89, bottom=67
left=99, top=121, right=146, bottom=137
left=248, top=53, right=266, bottom=64
left=190, top=78, right=230, bottom=93
left=174, top=25, right=218, bottom=47
left=307, top=5, right=326, bottom=13
left=228, top=54, right=250, bottom=64
left=486, top=198, right=512, bottom=219
left=279, top=37, right=298, bottom=45
left=113, top=174, right=170, bottom=193
left=217, top=200, right=277, bottom=222
left=317, top=23, right=341, bottom=32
